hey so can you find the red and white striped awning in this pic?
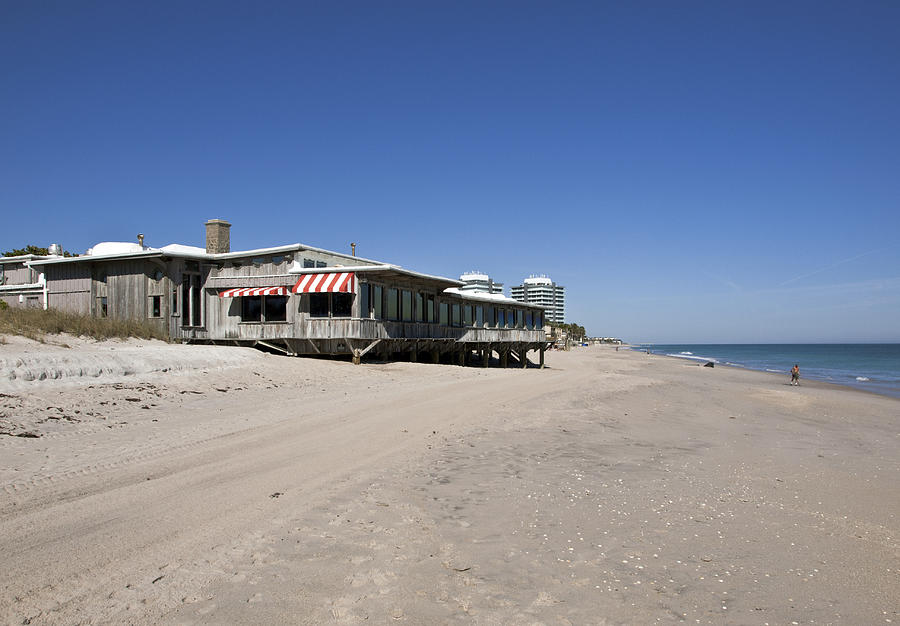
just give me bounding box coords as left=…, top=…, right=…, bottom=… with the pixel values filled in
left=219, top=286, right=288, bottom=298
left=292, top=272, right=355, bottom=294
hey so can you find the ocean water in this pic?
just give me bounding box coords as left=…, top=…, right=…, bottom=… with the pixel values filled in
left=632, top=344, right=900, bottom=399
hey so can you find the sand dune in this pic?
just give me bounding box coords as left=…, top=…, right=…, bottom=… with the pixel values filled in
left=0, top=340, right=897, bottom=624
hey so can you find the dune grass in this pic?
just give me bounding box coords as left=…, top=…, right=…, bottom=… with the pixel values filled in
left=0, top=305, right=170, bottom=343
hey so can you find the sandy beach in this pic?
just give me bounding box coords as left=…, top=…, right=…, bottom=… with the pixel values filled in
left=0, top=339, right=897, bottom=624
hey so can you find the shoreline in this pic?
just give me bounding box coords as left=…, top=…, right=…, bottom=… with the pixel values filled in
left=631, top=344, right=900, bottom=400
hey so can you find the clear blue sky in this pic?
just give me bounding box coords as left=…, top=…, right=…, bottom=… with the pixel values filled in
left=2, top=1, right=898, bottom=342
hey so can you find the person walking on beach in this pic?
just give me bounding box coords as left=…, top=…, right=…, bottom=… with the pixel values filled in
left=791, top=364, right=800, bottom=386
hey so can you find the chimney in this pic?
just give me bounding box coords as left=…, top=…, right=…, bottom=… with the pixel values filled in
left=350, top=242, right=356, bottom=257
left=205, top=219, right=231, bottom=254
left=137, top=233, right=144, bottom=247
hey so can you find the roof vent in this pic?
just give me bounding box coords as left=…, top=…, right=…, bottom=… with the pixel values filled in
left=48, top=244, right=62, bottom=256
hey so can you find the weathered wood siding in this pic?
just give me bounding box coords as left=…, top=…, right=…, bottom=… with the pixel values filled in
left=46, top=264, right=92, bottom=315
left=0, top=262, right=38, bottom=286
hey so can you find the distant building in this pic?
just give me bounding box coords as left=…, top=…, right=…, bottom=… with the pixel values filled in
left=510, top=275, right=565, bottom=324
left=458, top=271, right=503, bottom=295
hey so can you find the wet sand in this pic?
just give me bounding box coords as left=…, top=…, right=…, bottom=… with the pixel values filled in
left=1, top=340, right=897, bottom=624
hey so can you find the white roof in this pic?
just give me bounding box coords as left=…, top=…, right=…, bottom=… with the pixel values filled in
left=443, top=287, right=544, bottom=308
left=523, top=276, right=553, bottom=285
left=460, top=272, right=490, bottom=281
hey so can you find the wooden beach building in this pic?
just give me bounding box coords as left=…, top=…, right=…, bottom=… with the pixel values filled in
left=19, top=220, right=549, bottom=367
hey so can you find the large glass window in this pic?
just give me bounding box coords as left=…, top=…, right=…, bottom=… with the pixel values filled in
left=439, top=302, right=449, bottom=325
left=415, top=293, right=424, bottom=322
left=426, top=295, right=435, bottom=323
left=373, top=285, right=383, bottom=319
left=333, top=293, right=352, bottom=317
left=266, top=295, right=288, bottom=322
left=526, top=312, right=533, bottom=329
left=310, top=293, right=329, bottom=318
left=497, top=309, right=505, bottom=328
left=191, top=275, right=201, bottom=326
left=401, top=290, right=412, bottom=321
left=463, top=305, right=473, bottom=326
left=451, top=303, right=461, bottom=327
left=360, top=284, right=370, bottom=318
left=241, top=296, right=262, bottom=322
left=485, top=306, right=494, bottom=327
left=536, top=312, right=543, bottom=328
left=476, top=305, right=483, bottom=327
left=387, top=288, right=399, bottom=320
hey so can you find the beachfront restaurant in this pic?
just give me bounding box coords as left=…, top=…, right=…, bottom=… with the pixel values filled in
left=204, top=262, right=548, bottom=366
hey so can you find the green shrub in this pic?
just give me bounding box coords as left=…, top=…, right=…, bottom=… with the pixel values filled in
left=0, top=307, right=170, bottom=342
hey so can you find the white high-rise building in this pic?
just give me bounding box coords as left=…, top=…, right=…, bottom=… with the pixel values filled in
left=458, top=271, right=504, bottom=295
left=510, top=275, right=565, bottom=324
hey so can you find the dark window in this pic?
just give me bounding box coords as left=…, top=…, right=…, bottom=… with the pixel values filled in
left=191, top=275, right=201, bottom=326
left=401, top=290, right=412, bottom=321
left=303, top=258, right=316, bottom=268
left=415, top=293, right=424, bottom=322
left=181, top=275, right=190, bottom=325
left=333, top=293, right=353, bottom=317
left=316, top=260, right=327, bottom=268
left=476, top=306, right=484, bottom=326
left=99, top=297, right=108, bottom=318
left=536, top=312, right=543, bottom=328
left=497, top=309, right=505, bottom=328
left=271, top=256, right=284, bottom=264
left=360, top=284, right=370, bottom=318
left=185, top=261, right=199, bottom=272
left=150, top=295, right=161, bottom=318
left=310, top=293, right=329, bottom=318
left=451, top=303, right=461, bottom=327
left=373, top=285, right=383, bottom=319
left=171, top=287, right=178, bottom=315
left=463, top=305, right=473, bottom=326
left=265, top=295, right=288, bottom=322
left=526, top=312, right=533, bottom=329
left=241, top=296, right=262, bottom=322
left=426, top=295, right=435, bottom=323
left=486, top=306, right=494, bottom=327
left=439, top=302, right=449, bottom=325
left=387, top=288, right=399, bottom=320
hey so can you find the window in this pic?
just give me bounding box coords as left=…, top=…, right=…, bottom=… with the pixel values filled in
left=360, top=284, right=370, bottom=318
left=181, top=275, right=190, bottom=325
left=310, top=293, right=329, bottom=318
left=485, top=306, right=494, bottom=327
left=451, top=303, right=461, bottom=327
left=99, top=297, right=108, bottom=318
left=271, top=255, right=284, bottom=265
left=536, top=312, right=543, bottom=328
left=387, top=288, right=399, bottom=320
left=516, top=310, right=524, bottom=328
left=316, top=260, right=327, bottom=268
left=526, top=312, right=533, bottom=329
left=463, top=305, right=473, bottom=326
left=191, top=276, right=201, bottom=326
left=150, top=295, right=162, bottom=318
left=333, top=293, right=352, bottom=317
left=401, top=290, right=412, bottom=321
left=266, top=295, right=288, bottom=322
left=171, top=287, right=178, bottom=315
left=439, top=302, right=449, bottom=325
left=497, top=309, right=505, bottom=328
left=415, top=293, right=424, bottom=322
left=303, top=258, right=316, bottom=268
left=373, top=285, right=383, bottom=319
left=426, top=295, right=435, bottom=323
left=241, top=296, right=262, bottom=322
left=476, top=306, right=484, bottom=327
